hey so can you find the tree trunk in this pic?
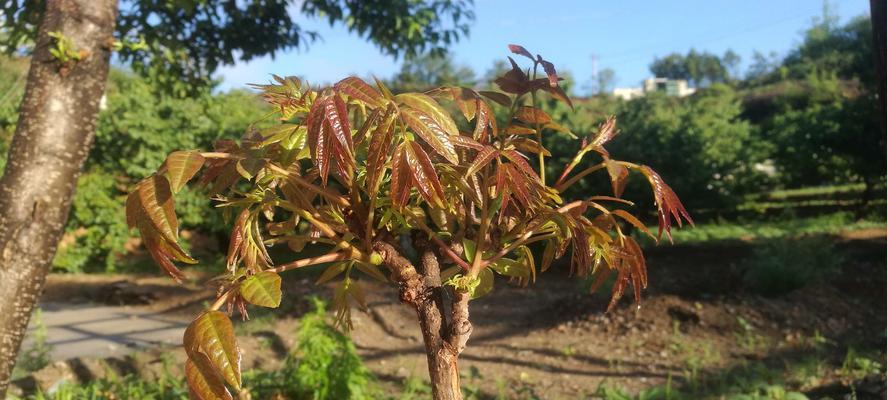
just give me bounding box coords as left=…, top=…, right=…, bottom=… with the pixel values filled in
left=373, top=241, right=472, bottom=400
left=871, top=0, right=887, bottom=160
left=0, top=0, right=117, bottom=394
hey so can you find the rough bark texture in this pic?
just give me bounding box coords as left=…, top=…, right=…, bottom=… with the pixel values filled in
left=373, top=240, right=469, bottom=400
left=872, top=0, right=887, bottom=159
left=0, top=0, right=117, bottom=394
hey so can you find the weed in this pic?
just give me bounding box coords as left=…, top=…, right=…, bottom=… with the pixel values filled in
left=12, top=308, right=53, bottom=380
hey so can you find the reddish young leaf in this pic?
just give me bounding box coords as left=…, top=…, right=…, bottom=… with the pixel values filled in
left=334, top=76, right=385, bottom=108
left=605, top=159, right=629, bottom=197
left=465, top=146, right=499, bottom=177
left=365, top=106, right=397, bottom=196
left=400, top=108, right=459, bottom=164
left=507, top=44, right=535, bottom=60
left=640, top=166, right=694, bottom=242
left=478, top=90, right=512, bottom=107
left=389, top=144, right=412, bottom=208
left=538, top=58, right=559, bottom=88
left=404, top=141, right=446, bottom=208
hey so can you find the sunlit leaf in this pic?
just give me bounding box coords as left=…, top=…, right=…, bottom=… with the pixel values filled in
left=334, top=76, right=385, bottom=108
left=186, top=351, right=233, bottom=400
left=164, top=151, right=205, bottom=193
left=400, top=108, right=459, bottom=164
left=465, top=146, right=498, bottom=177
left=396, top=93, right=459, bottom=137
left=240, top=271, right=282, bottom=308
left=183, top=311, right=242, bottom=390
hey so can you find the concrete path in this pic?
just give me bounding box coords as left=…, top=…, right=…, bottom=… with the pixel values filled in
left=23, top=303, right=189, bottom=361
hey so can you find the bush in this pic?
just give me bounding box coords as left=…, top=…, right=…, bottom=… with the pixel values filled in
left=245, top=298, right=377, bottom=400
left=742, top=236, right=842, bottom=296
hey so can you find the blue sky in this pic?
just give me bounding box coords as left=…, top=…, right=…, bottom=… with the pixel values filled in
left=216, top=0, right=870, bottom=94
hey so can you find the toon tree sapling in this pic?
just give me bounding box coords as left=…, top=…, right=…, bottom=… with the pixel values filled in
left=126, top=45, right=692, bottom=400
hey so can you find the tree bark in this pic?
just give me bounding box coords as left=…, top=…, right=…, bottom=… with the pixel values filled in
left=0, top=0, right=117, bottom=394
left=373, top=241, right=468, bottom=400
left=871, top=0, right=887, bottom=160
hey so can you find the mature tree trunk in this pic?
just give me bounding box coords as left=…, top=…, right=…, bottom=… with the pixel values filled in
left=374, top=241, right=473, bottom=400
left=0, top=0, right=117, bottom=393
left=871, top=0, right=887, bottom=160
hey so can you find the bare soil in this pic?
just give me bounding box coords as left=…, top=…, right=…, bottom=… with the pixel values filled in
left=36, top=229, right=887, bottom=398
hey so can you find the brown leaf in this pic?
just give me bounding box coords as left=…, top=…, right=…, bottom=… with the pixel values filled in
left=515, top=106, right=552, bottom=125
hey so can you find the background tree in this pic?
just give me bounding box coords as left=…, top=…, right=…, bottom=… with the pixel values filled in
left=594, top=67, right=617, bottom=95
left=125, top=45, right=691, bottom=400
left=0, top=0, right=474, bottom=393
left=388, top=53, right=476, bottom=93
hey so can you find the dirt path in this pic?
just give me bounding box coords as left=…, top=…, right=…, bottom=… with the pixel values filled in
left=24, top=303, right=189, bottom=361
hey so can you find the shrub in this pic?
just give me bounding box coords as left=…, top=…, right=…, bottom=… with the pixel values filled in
left=742, top=236, right=841, bottom=296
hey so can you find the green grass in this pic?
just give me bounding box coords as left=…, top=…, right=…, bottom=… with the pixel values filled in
left=639, top=211, right=887, bottom=245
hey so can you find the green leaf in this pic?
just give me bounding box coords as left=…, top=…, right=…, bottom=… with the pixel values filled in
left=400, top=108, right=459, bottom=164
left=489, top=258, right=529, bottom=278
left=164, top=151, right=205, bottom=193
left=183, top=311, right=242, bottom=390
left=316, top=262, right=348, bottom=285
left=240, top=271, right=282, bottom=308
left=473, top=267, right=494, bottom=299
left=462, top=239, right=477, bottom=263
left=185, top=351, right=233, bottom=400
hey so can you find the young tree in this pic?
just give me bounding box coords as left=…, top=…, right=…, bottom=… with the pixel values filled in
left=0, top=1, right=473, bottom=393
left=127, top=45, right=691, bottom=400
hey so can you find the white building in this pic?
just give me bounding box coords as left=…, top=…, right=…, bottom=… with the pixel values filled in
left=612, top=78, right=696, bottom=100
